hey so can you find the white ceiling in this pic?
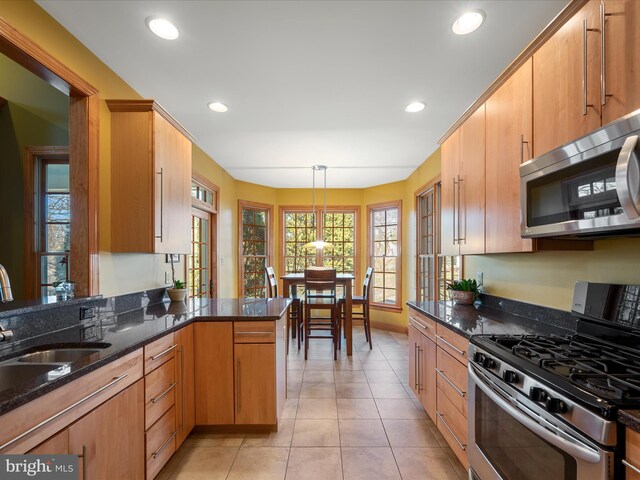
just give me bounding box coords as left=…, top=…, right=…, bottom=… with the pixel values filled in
left=38, top=0, right=568, bottom=188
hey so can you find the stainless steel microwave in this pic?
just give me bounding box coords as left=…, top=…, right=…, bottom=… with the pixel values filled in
left=520, top=109, right=640, bottom=238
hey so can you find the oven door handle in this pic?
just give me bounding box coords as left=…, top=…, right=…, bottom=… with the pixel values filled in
left=616, top=135, right=640, bottom=220
left=469, top=366, right=602, bottom=464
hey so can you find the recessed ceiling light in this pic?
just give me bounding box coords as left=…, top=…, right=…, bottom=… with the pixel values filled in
left=452, top=10, right=485, bottom=35
left=208, top=102, right=229, bottom=113
left=405, top=102, right=425, bottom=113
left=146, top=17, right=179, bottom=40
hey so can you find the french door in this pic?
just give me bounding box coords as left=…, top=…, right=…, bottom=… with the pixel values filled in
left=188, top=207, right=216, bottom=299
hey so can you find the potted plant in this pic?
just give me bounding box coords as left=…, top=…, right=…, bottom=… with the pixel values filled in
left=446, top=279, right=479, bottom=305
left=167, top=256, right=187, bottom=302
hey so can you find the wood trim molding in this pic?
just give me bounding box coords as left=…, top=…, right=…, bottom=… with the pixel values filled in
left=0, top=17, right=97, bottom=96
left=23, top=147, right=70, bottom=299
left=191, top=173, right=220, bottom=214
left=106, top=99, right=196, bottom=143
left=438, top=0, right=589, bottom=144
left=237, top=200, right=275, bottom=297
left=370, top=320, right=408, bottom=335
left=1, top=16, right=99, bottom=298
left=366, top=200, right=402, bottom=310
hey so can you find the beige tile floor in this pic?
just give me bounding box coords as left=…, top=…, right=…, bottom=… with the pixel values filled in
left=158, top=326, right=467, bottom=480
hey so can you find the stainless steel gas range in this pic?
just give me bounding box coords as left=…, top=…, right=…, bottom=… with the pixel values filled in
left=468, top=281, right=640, bottom=480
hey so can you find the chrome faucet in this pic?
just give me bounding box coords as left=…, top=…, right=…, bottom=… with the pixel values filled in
left=0, top=264, right=13, bottom=303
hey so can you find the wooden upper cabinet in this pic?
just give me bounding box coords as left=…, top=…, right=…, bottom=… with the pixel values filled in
left=533, top=1, right=601, bottom=156
left=107, top=100, right=194, bottom=254
left=602, top=0, right=640, bottom=124
left=458, top=105, right=486, bottom=255
left=485, top=59, right=534, bottom=254
left=440, top=130, right=460, bottom=256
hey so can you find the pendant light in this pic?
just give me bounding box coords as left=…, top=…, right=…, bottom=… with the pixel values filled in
left=303, top=165, right=334, bottom=250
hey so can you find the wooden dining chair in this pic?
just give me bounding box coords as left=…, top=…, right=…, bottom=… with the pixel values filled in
left=303, top=268, right=339, bottom=360
left=265, top=266, right=303, bottom=351
left=340, top=267, right=373, bottom=350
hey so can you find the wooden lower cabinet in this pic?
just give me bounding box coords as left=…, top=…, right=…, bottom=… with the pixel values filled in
left=408, top=318, right=437, bottom=423
left=69, top=379, right=146, bottom=480
left=436, top=388, right=469, bottom=470
left=146, top=407, right=176, bottom=480
left=175, top=324, right=195, bottom=448
left=626, top=428, right=640, bottom=479
left=235, top=343, right=276, bottom=425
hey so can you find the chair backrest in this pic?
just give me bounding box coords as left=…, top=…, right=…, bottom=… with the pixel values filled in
left=304, top=268, right=337, bottom=300
left=362, top=267, right=374, bottom=300
left=265, top=266, right=278, bottom=298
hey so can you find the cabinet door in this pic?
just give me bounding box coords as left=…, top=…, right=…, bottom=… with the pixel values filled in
left=235, top=343, right=276, bottom=425
left=28, top=430, right=69, bottom=454
left=420, top=335, right=437, bottom=423
left=602, top=0, right=640, bottom=124
left=175, top=324, right=195, bottom=448
left=533, top=1, right=601, bottom=156
left=68, top=380, right=145, bottom=480
left=194, top=322, right=234, bottom=425
left=485, top=59, right=534, bottom=254
left=459, top=105, right=486, bottom=255
left=153, top=112, right=192, bottom=254
left=440, top=130, right=460, bottom=256
left=408, top=325, right=421, bottom=399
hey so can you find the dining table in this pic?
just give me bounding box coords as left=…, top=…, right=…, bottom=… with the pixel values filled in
left=281, top=273, right=355, bottom=356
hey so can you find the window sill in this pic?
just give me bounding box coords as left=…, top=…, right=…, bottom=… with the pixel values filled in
left=370, top=304, right=403, bottom=313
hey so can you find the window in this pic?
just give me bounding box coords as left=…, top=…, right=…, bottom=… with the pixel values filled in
left=39, top=160, right=70, bottom=297
left=188, top=177, right=218, bottom=299
left=239, top=201, right=272, bottom=298
left=280, top=207, right=359, bottom=279
left=368, top=201, right=401, bottom=308
left=416, top=182, right=460, bottom=302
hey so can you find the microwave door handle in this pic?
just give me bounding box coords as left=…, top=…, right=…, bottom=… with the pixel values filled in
left=469, top=366, right=602, bottom=464
left=615, top=135, right=640, bottom=219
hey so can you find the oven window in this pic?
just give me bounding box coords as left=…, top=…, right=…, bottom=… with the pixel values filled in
left=476, top=387, right=577, bottom=479
left=527, top=148, right=622, bottom=227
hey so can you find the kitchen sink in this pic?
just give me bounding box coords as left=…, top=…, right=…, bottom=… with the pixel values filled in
left=0, top=364, right=63, bottom=392
left=17, top=348, right=104, bottom=364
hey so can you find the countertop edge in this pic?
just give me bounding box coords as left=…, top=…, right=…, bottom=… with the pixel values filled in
left=618, top=410, right=640, bottom=432
left=406, top=300, right=473, bottom=339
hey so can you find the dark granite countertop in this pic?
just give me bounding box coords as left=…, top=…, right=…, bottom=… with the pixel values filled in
left=0, top=297, right=290, bottom=416
left=406, top=300, right=574, bottom=339
left=618, top=410, right=640, bottom=432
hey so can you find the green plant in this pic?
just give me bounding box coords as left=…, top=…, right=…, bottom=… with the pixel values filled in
left=446, top=279, right=479, bottom=294
left=173, top=280, right=186, bottom=290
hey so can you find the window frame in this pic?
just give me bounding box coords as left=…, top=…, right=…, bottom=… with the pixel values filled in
left=415, top=178, right=462, bottom=302
left=238, top=200, right=274, bottom=298
left=279, top=205, right=360, bottom=286
left=367, top=200, right=402, bottom=312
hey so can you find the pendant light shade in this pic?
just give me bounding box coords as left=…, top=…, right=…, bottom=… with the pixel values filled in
left=303, top=165, right=334, bottom=251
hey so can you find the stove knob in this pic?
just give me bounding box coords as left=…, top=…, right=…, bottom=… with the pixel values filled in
left=482, top=357, right=495, bottom=369
left=529, top=386, right=547, bottom=402
left=503, top=370, right=518, bottom=384
left=474, top=352, right=485, bottom=364
left=545, top=397, right=567, bottom=414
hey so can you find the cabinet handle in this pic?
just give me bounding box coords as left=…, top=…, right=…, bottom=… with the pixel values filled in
left=0, top=373, right=128, bottom=450
left=417, top=346, right=423, bottom=392
left=80, top=444, right=88, bottom=480
left=156, top=168, right=164, bottom=241
left=152, top=430, right=177, bottom=459
left=600, top=2, right=612, bottom=106
left=623, top=459, right=640, bottom=475
left=435, top=368, right=466, bottom=397
left=151, top=382, right=177, bottom=404
left=150, top=344, right=177, bottom=361
left=409, top=317, right=432, bottom=331
left=436, top=411, right=466, bottom=451
left=520, top=134, right=530, bottom=164
left=179, top=346, right=185, bottom=431
left=582, top=19, right=598, bottom=115
left=456, top=176, right=465, bottom=243
left=436, top=335, right=466, bottom=357
left=451, top=177, right=457, bottom=244
left=236, top=359, right=241, bottom=412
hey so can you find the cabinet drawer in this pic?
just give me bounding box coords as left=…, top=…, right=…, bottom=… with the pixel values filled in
left=436, top=325, right=468, bottom=365
left=436, top=388, right=468, bottom=470
left=144, top=333, right=177, bottom=375
left=146, top=406, right=176, bottom=480
left=626, top=428, right=640, bottom=480
left=145, top=358, right=176, bottom=430
left=408, top=310, right=436, bottom=342
left=436, top=348, right=468, bottom=417
left=234, top=321, right=275, bottom=343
